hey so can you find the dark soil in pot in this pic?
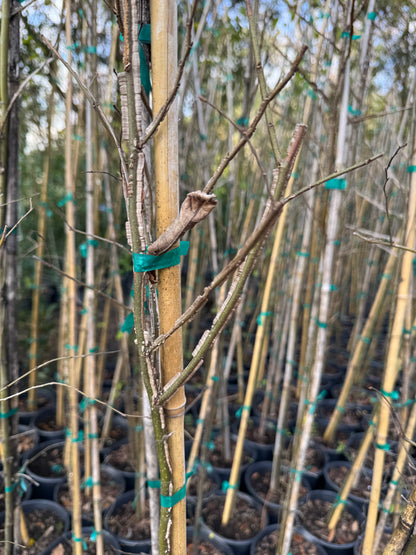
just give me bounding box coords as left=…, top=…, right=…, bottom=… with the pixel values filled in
left=297, top=490, right=364, bottom=553
left=187, top=467, right=221, bottom=498
left=324, top=461, right=374, bottom=509
left=104, top=489, right=151, bottom=543
left=102, top=439, right=136, bottom=490
left=354, top=528, right=392, bottom=554
left=187, top=526, right=234, bottom=555
left=55, top=465, right=125, bottom=520
left=201, top=492, right=263, bottom=542
left=248, top=467, right=308, bottom=502
left=0, top=499, right=69, bottom=555
left=99, top=414, right=129, bottom=449
left=207, top=434, right=256, bottom=476
left=251, top=525, right=326, bottom=555
left=17, top=425, right=39, bottom=460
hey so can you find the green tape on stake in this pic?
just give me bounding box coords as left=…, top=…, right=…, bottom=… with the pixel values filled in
left=257, top=311, right=272, bottom=325
left=133, top=241, right=189, bottom=272
left=237, top=117, right=249, bottom=127
left=407, top=166, right=416, bottom=173
left=367, top=11, right=376, bottom=19
left=121, top=312, right=134, bottom=334
left=325, top=178, right=346, bottom=190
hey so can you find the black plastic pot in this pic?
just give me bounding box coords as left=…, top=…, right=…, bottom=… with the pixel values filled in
left=54, top=464, right=126, bottom=525
left=201, top=490, right=267, bottom=555
left=103, top=489, right=152, bottom=554
left=18, top=388, right=56, bottom=426
left=243, top=461, right=311, bottom=524
left=0, top=499, right=70, bottom=555
left=101, top=438, right=136, bottom=490
left=24, top=439, right=68, bottom=499
left=231, top=416, right=276, bottom=461
left=206, top=433, right=258, bottom=483
left=297, top=490, right=365, bottom=555
left=31, top=405, right=66, bottom=442
left=17, top=424, right=39, bottom=463
left=250, top=524, right=327, bottom=555
left=44, top=526, right=121, bottom=554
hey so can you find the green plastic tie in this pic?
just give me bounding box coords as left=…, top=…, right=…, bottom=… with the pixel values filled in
left=375, top=442, right=391, bottom=451
left=222, top=481, right=239, bottom=491
left=235, top=405, right=251, bottom=418
left=381, top=273, right=391, bottom=279
left=403, top=328, right=411, bottom=335
left=196, top=418, right=204, bottom=425
left=72, top=534, right=87, bottom=550
left=79, top=239, right=99, bottom=258
left=0, top=407, right=18, bottom=419
left=390, top=479, right=399, bottom=486
left=57, top=193, right=76, bottom=207
left=325, top=178, right=346, bottom=190
left=83, top=45, right=97, bottom=54
left=291, top=172, right=299, bottom=179
left=160, top=471, right=193, bottom=508
left=65, top=344, right=78, bottom=352
left=133, top=241, right=189, bottom=272
left=289, top=468, right=303, bottom=482
left=348, top=105, right=362, bottom=116
left=148, top=480, right=161, bottom=489
left=380, top=388, right=399, bottom=400
left=257, top=311, right=272, bottom=326
left=367, top=11, right=376, bottom=20
left=88, top=433, right=99, bottom=439
left=73, top=133, right=83, bottom=141
left=307, top=89, right=317, bottom=99
left=138, top=24, right=152, bottom=96
left=79, top=397, right=96, bottom=412
left=335, top=495, right=347, bottom=506
left=407, top=165, right=416, bottom=173
left=296, top=251, right=309, bottom=257
left=335, top=404, right=345, bottom=414
left=211, top=376, right=219, bottom=382
left=89, top=346, right=99, bottom=353
left=121, top=312, right=134, bottom=334
left=237, top=117, right=249, bottom=127
left=359, top=335, right=371, bottom=344
left=67, top=42, right=80, bottom=51
left=90, top=529, right=103, bottom=541
left=329, top=284, right=338, bottom=291
left=79, top=308, right=88, bottom=315
left=316, top=319, right=327, bottom=329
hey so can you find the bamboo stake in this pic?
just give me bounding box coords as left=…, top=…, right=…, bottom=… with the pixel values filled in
left=84, top=8, right=104, bottom=550
left=363, top=147, right=416, bottom=553
left=323, top=246, right=399, bottom=443
left=151, top=2, right=186, bottom=552
left=222, top=126, right=307, bottom=525
left=63, top=3, right=82, bottom=552
left=278, top=36, right=352, bottom=554
left=28, top=92, right=54, bottom=410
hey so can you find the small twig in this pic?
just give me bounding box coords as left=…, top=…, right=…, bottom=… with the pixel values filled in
left=0, top=59, right=54, bottom=137
left=349, top=106, right=412, bottom=125
left=10, top=0, right=38, bottom=16
left=353, top=231, right=416, bottom=255
left=3, top=350, right=120, bottom=392
left=40, top=34, right=130, bottom=196
left=138, top=0, right=200, bottom=147
left=32, top=256, right=130, bottom=311
left=202, top=45, right=308, bottom=194
left=199, top=95, right=269, bottom=187
left=383, top=143, right=407, bottom=242
left=282, top=152, right=384, bottom=204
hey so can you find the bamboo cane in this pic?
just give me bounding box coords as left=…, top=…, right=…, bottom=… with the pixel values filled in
left=28, top=94, right=54, bottom=410
left=362, top=144, right=416, bottom=553
left=63, top=3, right=82, bottom=552
left=323, top=246, right=399, bottom=443
left=151, top=2, right=186, bottom=552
